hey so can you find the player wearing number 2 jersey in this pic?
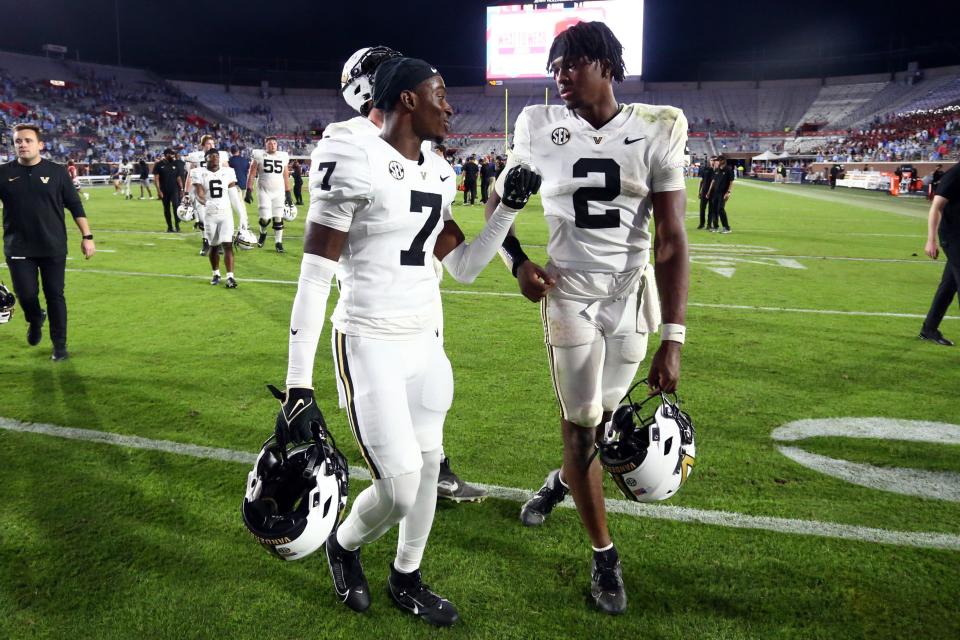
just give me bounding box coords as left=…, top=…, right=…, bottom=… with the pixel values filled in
left=488, top=22, right=690, bottom=615
left=277, top=57, right=540, bottom=627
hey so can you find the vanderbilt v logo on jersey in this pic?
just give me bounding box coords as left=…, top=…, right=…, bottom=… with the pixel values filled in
left=388, top=160, right=405, bottom=180
left=40, top=177, right=50, bottom=184
left=592, top=136, right=604, bottom=145
left=551, top=127, right=570, bottom=145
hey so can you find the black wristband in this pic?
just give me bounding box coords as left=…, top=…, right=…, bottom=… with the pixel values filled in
left=501, top=235, right=529, bottom=278
left=82, top=234, right=94, bottom=240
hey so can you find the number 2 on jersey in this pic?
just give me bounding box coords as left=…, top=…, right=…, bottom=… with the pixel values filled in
left=401, top=191, right=442, bottom=266
left=572, top=158, right=621, bottom=229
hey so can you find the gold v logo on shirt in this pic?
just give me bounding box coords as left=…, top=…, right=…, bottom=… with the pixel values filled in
left=593, top=136, right=604, bottom=144
left=40, top=177, right=50, bottom=184
left=420, top=171, right=427, bottom=180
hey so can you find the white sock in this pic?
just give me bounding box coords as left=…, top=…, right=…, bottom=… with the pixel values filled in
left=592, top=542, right=614, bottom=553
left=275, top=228, right=283, bottom=244
left=226, top=272, right=234, bottom=279
left=212, top=269, right=220, bottom=277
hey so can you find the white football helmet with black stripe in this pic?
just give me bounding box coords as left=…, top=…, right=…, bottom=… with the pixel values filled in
left=176, top=194, right=196, bottom=222
left=234, top=227, right=258, bottom=250
left=282, top=203, right=298, bottom=221
left=0, top=282, right=15, bottom=324
left=598, top=380, right=696, bottom=503
left=340, top=45, right=402, bottom=115
left=241, top=429, right=349, bottom=561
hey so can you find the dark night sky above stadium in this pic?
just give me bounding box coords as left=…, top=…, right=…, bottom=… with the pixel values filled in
left=0, top=0, right=956, bottom=87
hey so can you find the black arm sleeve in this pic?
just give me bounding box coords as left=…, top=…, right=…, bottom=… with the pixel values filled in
left=61, top=166, right=86, bottom=220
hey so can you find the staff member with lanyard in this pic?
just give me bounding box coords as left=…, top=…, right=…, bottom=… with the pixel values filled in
left=0, top=123, right=95, bottom=361
left=920, top=162, right=960, bottom=346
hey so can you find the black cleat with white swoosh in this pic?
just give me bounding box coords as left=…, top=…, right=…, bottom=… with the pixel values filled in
left=387, top=564, right=459, bottom=627
left=591, top=546, right=627, bottom=615
left=325, top=531, right=370, bottom=612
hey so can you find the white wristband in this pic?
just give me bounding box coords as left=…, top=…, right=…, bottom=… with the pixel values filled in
left=661, top=323, right=686, bottom=344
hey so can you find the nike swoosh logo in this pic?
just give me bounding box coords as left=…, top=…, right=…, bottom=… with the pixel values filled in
left=286, top=398, right=312, bottom=421
left=290, top=328, right=299, bottom=335
left=8, top=176, right=19, bottom=182
left=440, top=176, right=449, bottom=181
left=624, top=137, right=645, bottom=145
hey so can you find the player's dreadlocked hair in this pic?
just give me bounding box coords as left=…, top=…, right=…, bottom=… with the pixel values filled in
left=547, top=21, right=626, bottom=83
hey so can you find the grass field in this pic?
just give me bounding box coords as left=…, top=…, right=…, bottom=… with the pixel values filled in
left=1, top=179, right=958, bottom=639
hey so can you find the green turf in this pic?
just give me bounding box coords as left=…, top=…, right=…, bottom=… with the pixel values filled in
left=1, top=180, right=957, bottom=639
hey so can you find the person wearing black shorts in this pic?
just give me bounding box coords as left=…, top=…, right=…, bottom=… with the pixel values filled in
left=0, top=123, right=95, bottom=361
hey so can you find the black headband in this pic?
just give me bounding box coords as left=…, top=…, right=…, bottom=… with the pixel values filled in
left=372, top=57, right=440, bottom=111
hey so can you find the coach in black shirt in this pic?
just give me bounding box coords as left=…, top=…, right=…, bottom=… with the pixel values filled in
left=920, top=163, right=960, bottom=346
left=0, top=123, right=95, bottom=360
left=707, top=156, right=734, bottom=232
left=462, top=156, right=479, bottom=205
left=153, top=148, right=184, bottom=232
left=697, top=157, right=715, bottom=229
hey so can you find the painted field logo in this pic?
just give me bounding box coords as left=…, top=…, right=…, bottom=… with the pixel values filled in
left=689, top=243, right=805, bottom=279
left=771, top=417, right=960, bottom=502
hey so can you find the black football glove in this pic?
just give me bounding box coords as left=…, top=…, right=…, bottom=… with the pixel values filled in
left=244, top=188, right=253, bottom=204
left=194, top=220, right=204, bottom=231
left=284, top=190, right=293, bottom=206
left=267, top=384, right=326, bottom=446
left=500, top=164, right=542, bottom=210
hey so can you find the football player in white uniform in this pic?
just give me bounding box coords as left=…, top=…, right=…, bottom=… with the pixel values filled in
left=120, top=160, right=135, bottom=200
left=194, top=149, right=247, bottom=289
left=488, top=22, right=690, bottom=615
left=185, top=135, right=233, bottom=256
left=322, top=45, right=488, bottom=503
left=273, top=58, right=540, bottom=627
left=245, top=137, right=291, bottom=253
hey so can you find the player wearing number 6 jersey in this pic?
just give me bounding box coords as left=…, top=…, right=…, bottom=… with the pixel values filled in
left=195, top=149, right=246, bottom=289
left=246, top=138, right=291, bottom=253
left=488, top=22, right=690, bottom=615
left=279, top=57, right=539, bottom=627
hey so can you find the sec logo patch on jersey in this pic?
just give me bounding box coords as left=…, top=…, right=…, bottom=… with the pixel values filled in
left=551, top=127, right=570, bottom=145
left=388, top=160, right=405, bottom=180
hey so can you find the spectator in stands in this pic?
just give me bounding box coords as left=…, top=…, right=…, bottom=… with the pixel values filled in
left=920, top=163, right=960, bottom=347
left=290, top=159, right=304, bottom=206
left=137, top=158, right=153, bottom=200
left=153, top=148, right=184, bottom=233
left=479, top=154, right=496, bottom=204
left=462, top=155, right=478, bottom=205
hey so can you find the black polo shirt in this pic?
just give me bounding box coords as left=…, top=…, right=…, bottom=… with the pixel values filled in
left=699, top=166, right=714, bottom=196
left=711, top=166, right=734, bottom=198
left=462, top=161, right=479, bottom=182
left=0, top=159, right=86, bottom=258
left=153, top=158, right=182, bottom=193
left=936, top=163, right=960, bottom=242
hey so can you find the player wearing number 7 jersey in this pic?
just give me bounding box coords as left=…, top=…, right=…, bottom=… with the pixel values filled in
left=280, top=57, right=540, bottom=626
left=487, top=21, right=690, bottom=615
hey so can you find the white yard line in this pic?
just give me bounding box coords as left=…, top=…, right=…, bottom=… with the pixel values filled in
left=734, top=180, right=930, bottom=219
left=1, top=417, right=957, bottom=551
left=2, top=265, right=956, bottom=321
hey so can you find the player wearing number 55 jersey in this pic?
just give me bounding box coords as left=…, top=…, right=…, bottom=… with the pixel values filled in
left=275, top=57, right=540, bottom=627
left=246, top=138, right=291, bottom=253
left=489, top=22, right=690, bottom=615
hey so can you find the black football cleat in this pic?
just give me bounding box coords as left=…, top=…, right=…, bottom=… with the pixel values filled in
left=387, top=564, right=459, bottom=627
left=591, top=547, right=627, bottom=615
left=520, top=469, right=568, bottom=527
left=200, top=238, right=210, bottom=256
left=437, top=457, right=487, bottom=503
left=257, top=232, right=267, bottom=248
left=919, top=328, right=954, bottom=346
left=325, top=532, right=370, bottom=612
left=225, top=277, right=237, bottom=289
left=51, top=346, right=69, bottom=362
left=27, top=310, right=46, bottom=346
left=210, top=275, right=221, bottom=286
left=275, top=243, right=285, bottom=254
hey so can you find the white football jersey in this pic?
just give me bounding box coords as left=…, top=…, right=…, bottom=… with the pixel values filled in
left=323, top=116, right=434, bottom=154
left=308, top=134, right=456, bottom=338
left=251, top=149, right=290, bottom=192
left=510, top=103, right=688, bottom=273
left=197, top=166, right=238, bottom=216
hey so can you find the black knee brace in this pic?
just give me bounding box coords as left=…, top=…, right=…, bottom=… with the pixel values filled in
left=272, top=219, right=284, bottom=231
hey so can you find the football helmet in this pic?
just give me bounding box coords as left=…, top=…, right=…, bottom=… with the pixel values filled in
left=282, top=203, right=298, bottom=221
left=0, top=282, right=15, bottom=324
left=241, top=428, right=349, bottom=561
left=234, top=227, right=258, bottom=250
left=176, top=194, right=196, bottom=222
left=598, top=380, right=696, bottom=503
left=340, top=45, right=402, bottom=115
